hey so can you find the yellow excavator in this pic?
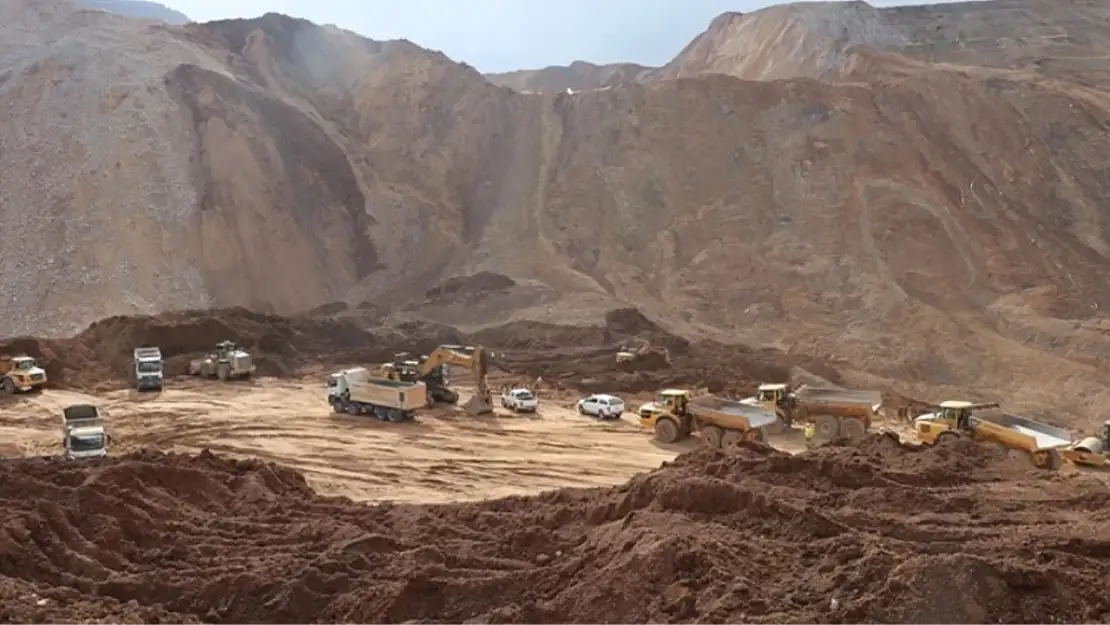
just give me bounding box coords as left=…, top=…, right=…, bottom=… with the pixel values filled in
left=373, top=345, right=494, bottom=415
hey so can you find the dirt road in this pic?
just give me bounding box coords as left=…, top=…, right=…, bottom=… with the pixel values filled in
left=0, top=377, right=682, bottom=503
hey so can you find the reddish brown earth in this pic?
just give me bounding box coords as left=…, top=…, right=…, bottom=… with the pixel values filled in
left=2, top=436, right=1108, bottom=624
left=0, top=306, right=841, bottom=398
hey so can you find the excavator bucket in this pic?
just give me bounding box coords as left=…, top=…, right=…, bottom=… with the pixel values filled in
left=462, top=392, right=494, bottom=415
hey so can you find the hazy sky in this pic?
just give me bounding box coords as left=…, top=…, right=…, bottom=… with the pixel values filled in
left=165, top=0, right=960, bottom=73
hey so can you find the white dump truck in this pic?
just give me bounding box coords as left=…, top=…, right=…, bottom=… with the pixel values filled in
left=61, top=404, right=110, bottom=459
left=133, top=346, right=165, bottom=391
left=327, top=367, right=428, bottom=422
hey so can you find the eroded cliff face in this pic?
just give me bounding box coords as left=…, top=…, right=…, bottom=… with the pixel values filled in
left=6, top=0, right=1110, bottom=422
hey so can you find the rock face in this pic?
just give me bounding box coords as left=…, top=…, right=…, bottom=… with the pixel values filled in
left=486, top=60, right=653, bottom=93
left=4, top=0, right=1110, bottom=422
left=74, top=0, right=189, bottom=24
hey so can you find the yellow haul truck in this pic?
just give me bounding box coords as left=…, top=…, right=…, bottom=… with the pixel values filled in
left=639, top=389, right=778, bottom=447
left=0, top=355, right=48, bottom=394
left=914, top=400, right=1070, bottom=470
left=745, top=382, right=882, bottom=441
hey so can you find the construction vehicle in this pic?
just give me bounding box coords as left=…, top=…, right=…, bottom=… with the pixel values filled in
left=133, top=346, right=165, bottom=391
left=375, top=345, right=495, bottom=415
left=327, top=367, right=428, bottom=422
left=500, top=387, right=539, bottom=413
left=189, top=340, right=255, bottom=381
left=638, top=389, right=777, bottom=447
left=61, top=404, right=110, bottom=459
left=914, top=401, right=1069, bottom=470
left=1062, top=420, right=1110, bottom=467
left=0, top=354, right=47, bottom=394
left=744, top=382, right=881, bottom=441
left=615, top=339, right=671, bottom=368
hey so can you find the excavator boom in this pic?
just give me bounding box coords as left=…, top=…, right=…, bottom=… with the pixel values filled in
left=417, top=345, right=493, bottom=415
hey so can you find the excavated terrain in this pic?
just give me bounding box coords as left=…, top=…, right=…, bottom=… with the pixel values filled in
left=0, top=305, right=840, bottom=398
left=6, top=0, right=1110, bottom=426
left=2, top=437, right=1109, bottom=624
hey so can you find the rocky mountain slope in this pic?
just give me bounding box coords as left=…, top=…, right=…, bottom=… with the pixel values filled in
left=5, top=0, right=1110, bottom=423
left=74, top=0, right=188, bottom=24
left=486, top=60, right=651, bottom=93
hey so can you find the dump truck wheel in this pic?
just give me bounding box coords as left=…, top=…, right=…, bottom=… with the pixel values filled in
left=346, top=402, right=361, bottom=416
left=217, top=363, right=230, bottom=381
left=442, top=389, right=460, bottom=404
left=936, top=431, right=960, bottom=445
left=331, top=399, right=345, bottom=414
left=1032, top=449, right=1063, bottom=471
left=654, top=418, right=680, bottom=444
left=388, top=409, right=406, bottom=423
left=839, top=417, right=867, bottom=441
left=1, top=378, right=13, bottom=395
left=702, top=425, right=724, bottom=449
left=744, top=428, right=765, bottom=443
left=721, top=430, right=743, bottom=447
left=814, top=415, right=839, bottom=441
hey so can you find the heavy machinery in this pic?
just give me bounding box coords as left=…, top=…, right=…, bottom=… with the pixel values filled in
left=189, top=340, right=255, bottom=381
left=133, top=346, right=165, bottom=391
left=0, top=354, right=47, bottom=394
left=61, top=404, right=110, bottom=459
left=327, top=367, right=428, bottom=422
left=914, top=400, right=1069, bottom=470
left=375, top=345, right=494, bottom=415
left=744, top=382, right=882, bottom=441
left=615, top=339, right=671, bottom=369
left=638, top=389, right=777, bottom=447
left=1062, top=420, right=1110, bottom=467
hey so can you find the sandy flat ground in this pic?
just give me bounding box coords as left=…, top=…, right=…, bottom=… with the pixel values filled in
left=0, top=376, right=690, bottom=503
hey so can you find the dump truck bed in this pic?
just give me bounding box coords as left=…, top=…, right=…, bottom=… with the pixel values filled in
left=349, top=379, right=428, bottom=411
left=976, top=411, right=1072, bottom=451
left=794, top=386, right=882, bottom=407
left=688, top=395, right=780, bottom=430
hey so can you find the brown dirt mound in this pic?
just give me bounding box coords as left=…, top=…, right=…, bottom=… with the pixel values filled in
left=0, top=305, right=844, bottom=396
left=0, top=308, right=463, bottom=390
left=2, top=438, right=1109, bottom=623
left=424, top=271, right=517, bottom=299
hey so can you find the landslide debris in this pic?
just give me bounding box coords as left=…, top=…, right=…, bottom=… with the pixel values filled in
left=9, top=0, right=1110, bottom=425
left=2, top=437, right=1108, bottom=623
left=0, top=305, right=843, bottom=396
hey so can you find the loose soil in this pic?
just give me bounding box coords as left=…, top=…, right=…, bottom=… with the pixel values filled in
left=2, top=434, right=1109, bottom=623
left=0, top=306, right=846, bottom=398
left=0, top=378, right=677, bottom=504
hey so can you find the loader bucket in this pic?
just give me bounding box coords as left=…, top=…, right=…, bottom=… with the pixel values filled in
left=462, top=392, right=494, bottom=416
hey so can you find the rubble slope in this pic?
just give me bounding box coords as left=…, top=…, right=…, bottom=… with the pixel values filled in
left=2, top=438, right=1109, bottom=623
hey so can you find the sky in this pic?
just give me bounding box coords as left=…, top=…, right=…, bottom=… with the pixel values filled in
left=164, top=0, right=962, bottom=73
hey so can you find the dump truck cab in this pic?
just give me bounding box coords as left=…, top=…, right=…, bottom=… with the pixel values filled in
left=915, top=400, right=976, bottom=441
left=756, top=383, right=789, bottom=403
left=1, top=355, right=48, bottom=394
left=638, top=389, right=689, bottom=422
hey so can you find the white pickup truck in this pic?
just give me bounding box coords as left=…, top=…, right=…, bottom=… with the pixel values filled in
left=501, top=388, right=539, bottom=413
left=62, top=404, right=110, bottom=459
